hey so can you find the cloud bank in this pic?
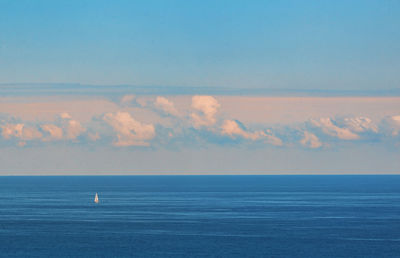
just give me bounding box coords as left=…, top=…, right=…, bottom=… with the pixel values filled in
left=0, top=95, right=399, bottom=150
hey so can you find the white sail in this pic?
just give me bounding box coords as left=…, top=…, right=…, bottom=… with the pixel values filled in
left=94, top=192, right=99, bottom=203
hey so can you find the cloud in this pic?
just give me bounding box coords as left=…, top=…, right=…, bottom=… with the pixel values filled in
left=21, top=127, right=44, bottom=140
left=103, top=112, right=155, bottom=146
left=221, top=119, right=282, bottom=145
left=41, top=124, right=63, bottom=141
left=0, top=96, right=399, bottom=149
left=88, top=132, right=100, bottom=141
left=391, top=115, right=400, bottom=136
left=343, top=117, right=378, bottom=133
left=1, top=123, right=24, bottom=139
left=191, top=96, right=220, bottom=128
left=58, top=112, right=86, bottom=140
left=120, top=94, right=136, bottom=105
left=65, top=120, right=86, bottom=140
left=154, top=96, right=180, bottom=116
left=393, top=116, right=400, bottom=122
left=311, top=117, right=359, bottom=140
left=1, top=123, right=43, bottom=141
left=222, top=120, right=263, bottom=140
left=60, top=112, right=72, bottom=119
left=382, top=115, right=400, bottom=136
left=300, top=131, right=322, bottom=148
left=264, top=130, right=283, bottom=146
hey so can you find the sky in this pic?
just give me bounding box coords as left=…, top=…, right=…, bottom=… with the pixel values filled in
left=1, top=0, right=400, bottom=89
left=0, top=0, right=399, bottom=174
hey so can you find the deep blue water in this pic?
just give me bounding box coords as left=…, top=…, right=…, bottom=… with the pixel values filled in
left=1, top=175, right=400, bottom=257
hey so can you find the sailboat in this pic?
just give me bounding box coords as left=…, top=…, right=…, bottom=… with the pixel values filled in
left=94, top=192, right=99, bottom=203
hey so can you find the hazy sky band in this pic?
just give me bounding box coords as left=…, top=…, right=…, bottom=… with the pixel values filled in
left=1, top=91, right=399, bottom=174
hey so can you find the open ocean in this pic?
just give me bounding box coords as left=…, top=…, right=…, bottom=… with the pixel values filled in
left=1, top=175, right=400, bottom=257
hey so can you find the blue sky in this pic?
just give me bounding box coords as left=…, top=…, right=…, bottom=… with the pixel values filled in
left=0, top=1, right=399, bottom=174
left=1, top=0, right=399, bottom=89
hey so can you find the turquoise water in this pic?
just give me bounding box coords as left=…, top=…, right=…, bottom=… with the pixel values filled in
left=1, top=176, right=400, bottom=257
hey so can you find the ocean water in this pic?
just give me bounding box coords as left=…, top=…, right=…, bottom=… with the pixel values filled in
left=1, top=175, right=400, bottom=257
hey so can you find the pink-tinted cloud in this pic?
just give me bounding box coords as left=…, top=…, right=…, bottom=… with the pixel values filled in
left=120, top=94, right=136, bottom=105
left=217, top=97, right=400, bottom=124
left=1, top=123, right=43, bottom=141
left=1, top=123, right=24, bottom=139
left=60, top=112, right=72, bottom=119
left=1, top=95, right=400, bottom=149
left=264, top=130, right=283, bottom=146
left=221, top=119, right=282, bottom=146
left=343, top=117, right=378, bottom=133
left=191, top=96, right=220, bottom=128
left=154, top=96, right=180, bottom=116
left=300, top=131, right=322, bottom=149
left=59, top=113, right=86, bottom=140
left=103, top=112, right=155, bottom=146
left=65, top=120, right=86, bottom=140
left=311, top=117, right=359, bottom=140
left=384, top=115, right=400, bottom=136
left=41, top=124, right=63, bottom=141
left=21, top=127, right=43, bottom=140
left=221, top=120, right=264, bottom=140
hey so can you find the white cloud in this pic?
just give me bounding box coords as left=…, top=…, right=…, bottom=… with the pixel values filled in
left=311, top=117, right=359, bottom=140
left=154, top=96, right=180, bottom=116
left=300, top=131, right=322, bottom=148
left=103, top=112, right=155, bottom=146
left=191, top=95, right=220, bottom=128
left=41, top=124, right=63, bottom=141
left=221, top=120, right=282, bottom=146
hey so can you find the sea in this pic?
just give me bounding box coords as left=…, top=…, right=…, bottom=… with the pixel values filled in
left=1, top=175, right=400, bottom=257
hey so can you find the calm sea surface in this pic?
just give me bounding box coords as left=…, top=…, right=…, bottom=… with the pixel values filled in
left=1, top=175, right=400, bottom=257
